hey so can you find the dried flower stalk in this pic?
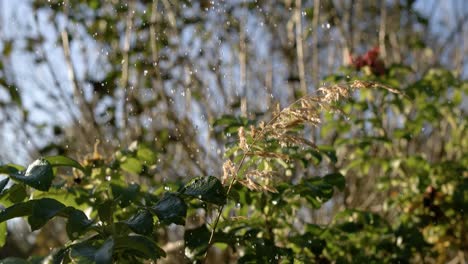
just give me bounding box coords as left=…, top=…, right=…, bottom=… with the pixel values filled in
left=205, top=81, right=402, bottom=257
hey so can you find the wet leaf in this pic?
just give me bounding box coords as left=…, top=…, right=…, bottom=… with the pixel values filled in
left=0, top=198, right=91, bottom=234
left=123, top=210, right=153, bottom=235
left=151, top=193, right=186, bottom=225
left=65, top=208, right=94, bottom=239
left=28, top=198, right=66, bottom=230
left=111, top=183, right=140, bottom=208
left=185, top=225, right=211, bottom=257
left=45, top=156, right=85, bottom=171
left=95, top=238, right=114, bottom=264
left=0, top=184, right=27, bottom=206
left=70, top=241, right=99, bottom=261
left=0, top=200, right=34, bottom=223
left=10, top=159, right=54, bottom=191
left=114, top=235, right=166, bottom=259
left=181, top=176, right=226, bottom=206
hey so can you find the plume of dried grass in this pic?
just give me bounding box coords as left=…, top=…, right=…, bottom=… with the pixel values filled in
left=205, top=81, right=402, bottom=257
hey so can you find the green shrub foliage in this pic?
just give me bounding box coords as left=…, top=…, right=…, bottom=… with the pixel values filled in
left=0, top=66, right=467, bottom=263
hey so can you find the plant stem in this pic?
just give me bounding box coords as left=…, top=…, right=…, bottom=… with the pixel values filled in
left=204, top=94, right=312, bottom=261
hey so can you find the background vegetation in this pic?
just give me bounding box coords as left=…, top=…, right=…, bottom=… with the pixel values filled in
left=0, top=0, right=466, bottom=263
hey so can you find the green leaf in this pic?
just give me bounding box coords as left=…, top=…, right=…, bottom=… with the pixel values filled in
left=95, top=238, right=114, bottom=264
left=181, top=176, right=226, bottom=206
left=296, top=178, right=334, bottom=208
left=323, top=173, right=346, bottom=191
left=136, top=145, right=157, bottom=164
left=111, top=183, right=140, bottom=208
left=9, top=159, right=54, bottom=191
left=98, top=200, right=114, bottom=223
left=0, top=178, right=9, bottom=193
left=0, top=78, right=22, bottom=106
left=114, top=235, right=166, bottom=259
left=151, top=193, right=186, bottom=225
left=65, top=208, right=94, bottom=239
left=213, top=115, right=238, bottom=126
left=0, top=184, right=27, bottom=206
left=51, top=248, right=68, bottom=264
left=0, top=258, right=30, bottom=264
left=122, top=210, right=153, bottom=235
left=0, top=164, right=21, bottom=175
left=0, top=221, right=7, bottom=247
left=28, top=198, right=66, bottom=230
left=70, top=241, right=99, bottom=261
left=45, top=156, right=85, bottom=171
left=0, top=198, right=92, bottom=234
left=185, top=225, right=211, bottom=257
left=318, top=146, right=338, bottom=163
left=120, top=158, right=143, bottom=174
left=0, top=200, right=34, bottom=223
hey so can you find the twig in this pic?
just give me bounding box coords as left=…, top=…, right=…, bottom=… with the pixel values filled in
left=311, top=0, right=320, bottom=89
left=60, top=0, right=102, bottom=139
left=121, top=0, right=135, bottom=133
left=295, top=0, right=307, bottom=94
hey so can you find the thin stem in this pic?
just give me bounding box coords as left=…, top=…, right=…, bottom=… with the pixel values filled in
left=121, top=0, right=135, bottom=134
left=204, top=93, right=314, bottom=260
left=295, top=0, right=307, bottom=94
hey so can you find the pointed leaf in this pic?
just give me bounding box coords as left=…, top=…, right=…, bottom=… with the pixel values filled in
left=0, top=164, right=23, bottom=175
left=185, top=225, right=211, bottom=257
left=95, top=238, right=114, bottom=264
left=65, top=208, right=93, bottom=239
left=323, top=173, right=346, bottom=191
left=114, top=235, right=166, bottom=259
left=111, top=183, right=140, bottom=208
left=28, top=198, right=65, bottom=230
left=98, top=200, right=114, bottom=223
left=0, top=198, right=91, bottom=234
left=123, top=210, right=153, bottom=235
left=0, top=200, right=34, bottom=223
left=0, top=178, right=9, bottom=194
left=10, top=159, right=54, bottom=191
left=151, top=193, right=186, bottom=225
left=181, top=176, right=226, bottom=206
left=70, top=242, right=99, bottom=261
left=0, top=221, right=7, bottom=247
left=45, top=156, right=85, bottom=171
left=0, top=184, right=27, bottom=206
